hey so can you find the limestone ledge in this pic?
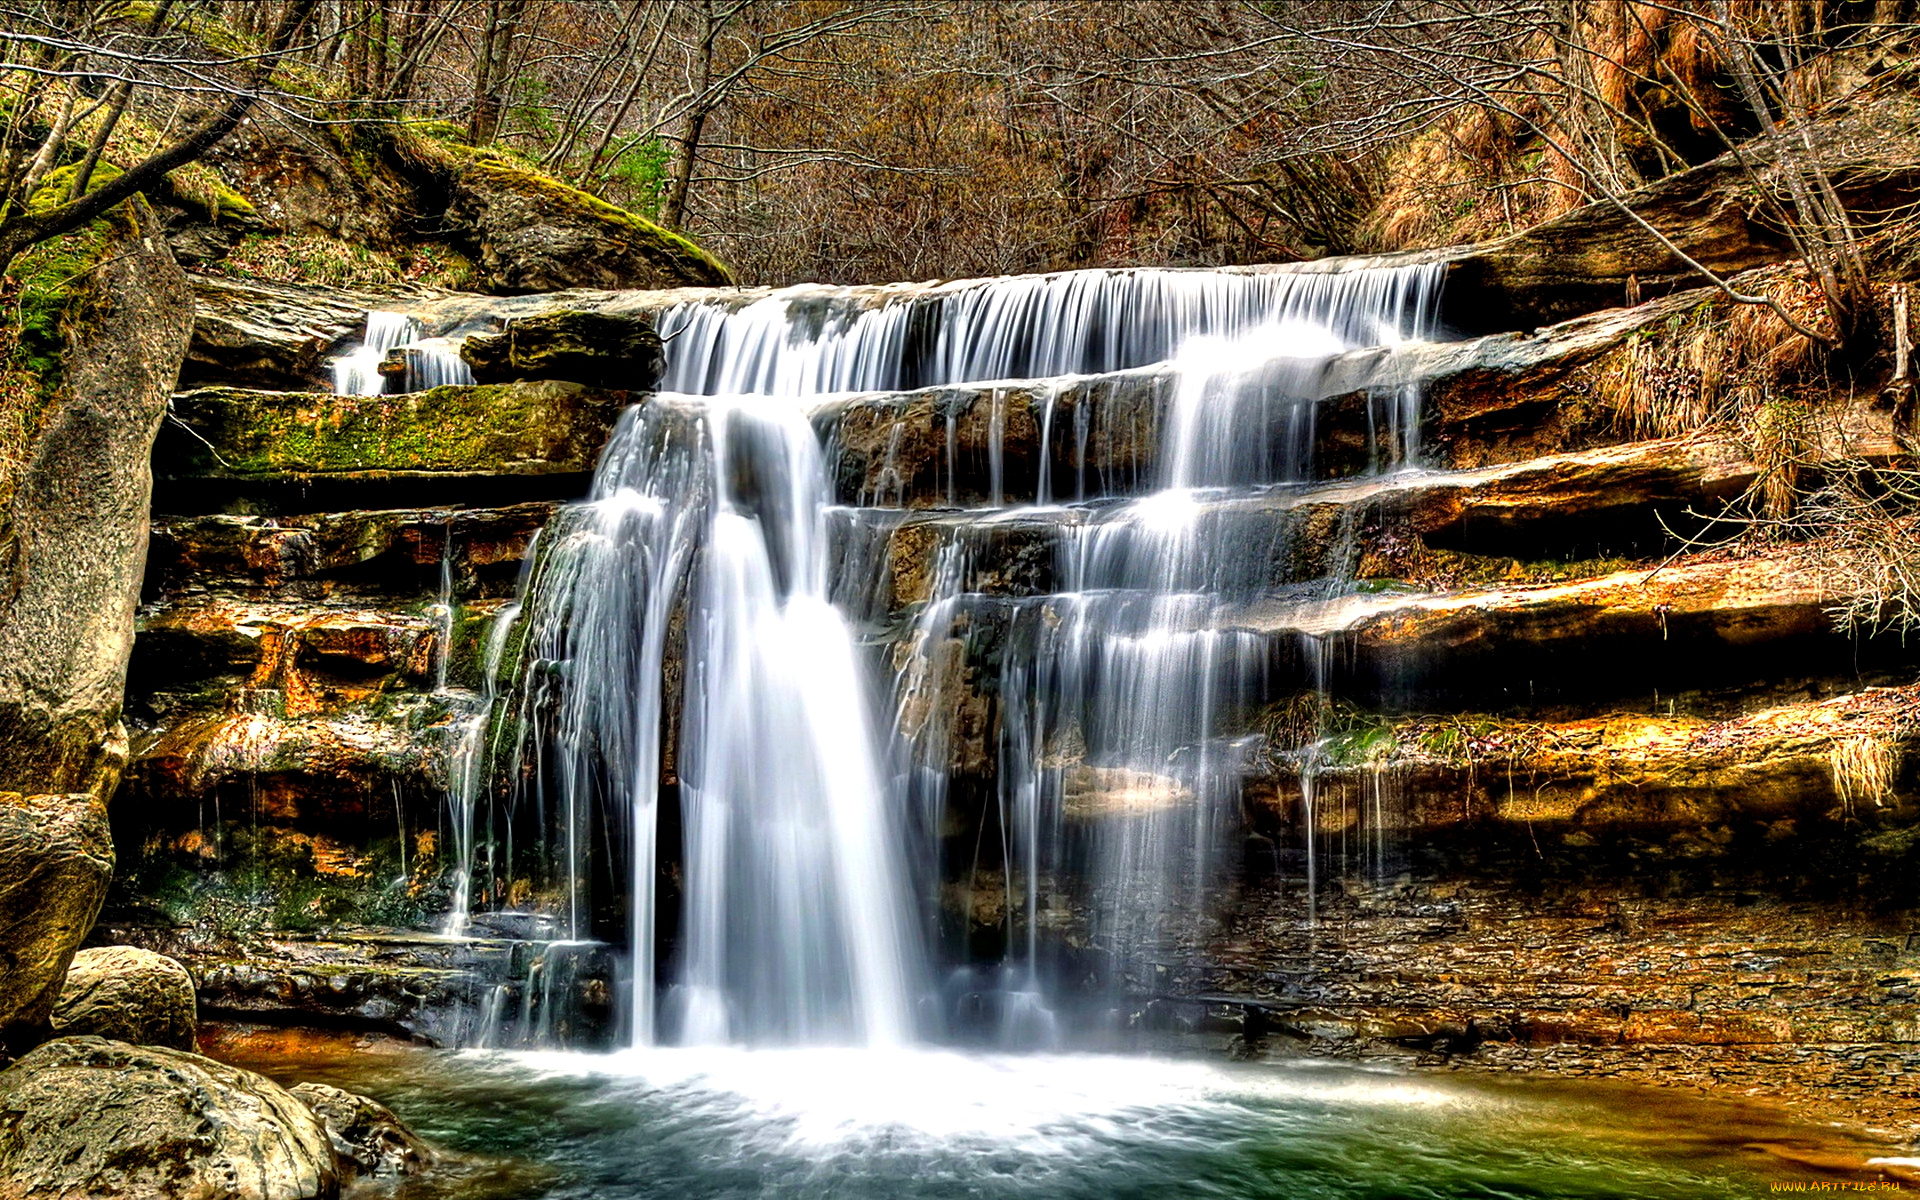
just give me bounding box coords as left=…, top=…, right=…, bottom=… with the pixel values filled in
left=148, top=503, right=552, bottom=590
left=1248, top=683, right=1920, bottom=839
left=157, top=380, right=632, bottom=484
left=872, top=435, right=1757, bottom=611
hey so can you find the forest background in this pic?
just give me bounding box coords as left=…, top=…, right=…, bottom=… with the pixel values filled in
left=4, top=0, right=1902, bottom=290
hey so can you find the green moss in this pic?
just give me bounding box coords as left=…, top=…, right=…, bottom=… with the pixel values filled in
left=165, top=164, right=256, bottom=222
left=3, top=198, right=125, bottom=394
left=1321, top=721, right=1399, bottom=768
left=400, top=131, right=734, bottom=285
left=166, top=381, right=621, bottom=478
left=400, top=118, right=469, bottom=144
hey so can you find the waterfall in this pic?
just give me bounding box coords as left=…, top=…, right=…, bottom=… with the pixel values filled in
left=657, top=265, right=1442, bottom=396
left=874, top=263, right=1444, bottom=1018
left=333, top=312, right=418, bottom=396
left=453, top=259, right=1444, bottom=1049
left=475, top=396, right=916, bottom=1047
left=331, top=311, right=475, bottom=395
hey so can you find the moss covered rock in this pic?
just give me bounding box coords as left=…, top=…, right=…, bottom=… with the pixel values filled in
left=157, top=380, right=632, bottom=481
left=437, top=145, right=732, bottom=292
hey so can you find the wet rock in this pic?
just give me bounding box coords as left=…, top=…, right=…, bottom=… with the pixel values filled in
left=0, top=1036, right=338, bottom=1199
left=290, top=1082, right=435, bottom=1178
left=183, top=275, right=419, bottom=392
left=1255, top=545, right=1868, bottom=706
left=145, top=504, right=551, bottom=591
left=0, top=793, right=114, bottom=1042
left=0, top=196, right=194, bottom=797
left=101, top=925, right=519, bottom=1047
left=49, top=945, right=197, bottom=1050
left=1249, top=683, right=1920, bottom=842
left=462, top=309, right=665, bottom=389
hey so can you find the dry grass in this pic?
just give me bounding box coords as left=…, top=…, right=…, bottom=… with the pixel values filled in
left=1364, top=0, right=1834, bottom=252
left=217, top=232, right=477, bottom=291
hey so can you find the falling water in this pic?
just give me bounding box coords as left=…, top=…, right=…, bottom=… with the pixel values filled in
left=471, top=395, right=917, bottom=1047
left=332, top=311, right=475, bottom=395
left=451, top=259, right=1445, bottom=1048
left=658, top=266, right=1442, bottom=396
left=332, top=312, right=418, bottom=396
left=876, top=264, right=1444, bottom=1012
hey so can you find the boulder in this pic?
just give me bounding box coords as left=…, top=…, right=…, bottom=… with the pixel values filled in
left=0, top=1036, right=338, bottom=1200
left=461, top=309, right=665, bottom=389
left=290, top=1082, right=434, bottom=1178
left=438, top=147, right=732, bottom=292
left=0, top=196, right=195, bottom=797
left=49, top=946, right=197, bottom=1051
left=0, top=793, right=113, bottom=1042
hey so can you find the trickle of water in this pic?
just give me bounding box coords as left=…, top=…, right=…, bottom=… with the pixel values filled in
left=332, top=312, right=418, bottom=396
left=331, top=311, right=475, bottom=395
left=441, top=598, right=521, bottom=938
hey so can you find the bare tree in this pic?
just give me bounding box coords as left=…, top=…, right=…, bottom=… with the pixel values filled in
left=0, top=0, right=319, bottom=268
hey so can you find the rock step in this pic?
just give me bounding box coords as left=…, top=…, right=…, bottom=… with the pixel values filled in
left=155, top=382, right=633, bottom=514
left=901, top=545, right=1907, bottom=722
left=858, top=435, right=1756, bottom=615
left=147, top=503, right=551, bottom=591
left=1244, top=683, right=1920, bottom=844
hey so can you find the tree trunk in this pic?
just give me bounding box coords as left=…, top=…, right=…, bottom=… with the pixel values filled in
left=467, top=0, right=527, bottom=145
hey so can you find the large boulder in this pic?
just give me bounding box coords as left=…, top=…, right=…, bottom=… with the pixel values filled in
left=0, top=196, right=194, bottom=797
left=290, top=1082, right=435, bottom=1179
left=0, top=793, right=112, bottom=1043
left=0, top=1036, right=338, bottom=1199
left=49, top=945, right=197, bottom=1051
left=438, top=146, right=732, bottom=292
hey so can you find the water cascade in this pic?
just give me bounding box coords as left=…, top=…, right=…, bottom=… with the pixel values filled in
left=465, top=396, right=917, bottom=1046
left=331, top=311, right=475, bottom=395
left=456, top=262, right=1444, bottom=1048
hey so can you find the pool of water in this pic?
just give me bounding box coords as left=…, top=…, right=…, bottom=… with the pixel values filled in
left=224, top=1036, right=1899, bottom=1199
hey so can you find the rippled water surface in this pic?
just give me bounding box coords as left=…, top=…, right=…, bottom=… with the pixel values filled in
left=228, top=1038, right=1898, bottom=1199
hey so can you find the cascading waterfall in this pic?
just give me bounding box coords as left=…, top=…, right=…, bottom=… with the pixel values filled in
left=870, top=265, right=1443, bottom=1016
left=657, top=265, right=1441, bottom=397
left=467, top=395, right=916, bottom=1047
left=331, top=311, right=475, bottom=395
left=450, top=261, right=1444, bottom=1049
